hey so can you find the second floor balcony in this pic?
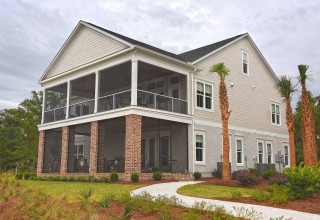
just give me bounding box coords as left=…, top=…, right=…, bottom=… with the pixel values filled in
left=43, top=60, right=188, bottom=124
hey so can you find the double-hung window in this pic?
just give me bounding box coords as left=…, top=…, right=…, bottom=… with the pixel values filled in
left=196, top=134, right=205, bottom=163
left=284, top=145, right=289, bottom=166
left=196, top=81, right=213, bottom=110
left=271, top=103, right=281, bottom=125
left=236, top=137, right=244, bottom=165
left=242, top=51, right=249, bottom=75
left=267, top=142, right=272, bottom=164
left=257, top=141, right=264, bottom=163
left=74, top=143, right=84, bottom=159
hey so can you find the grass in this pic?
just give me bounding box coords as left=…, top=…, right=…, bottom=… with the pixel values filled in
left=177, top=184, right=259, bottom=199
left=20, top=180, right=144, bottom=202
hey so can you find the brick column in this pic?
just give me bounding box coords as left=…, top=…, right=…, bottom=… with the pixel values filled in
left=89, top=121, right=99, bottom=175
left=37, top=130, right=45, bottom=175
left=125, top=115, right=142, bottom=178
left=60, top=126, right=69, bottom=175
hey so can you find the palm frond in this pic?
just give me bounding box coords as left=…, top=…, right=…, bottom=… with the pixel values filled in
left=275, top=75, right=297, bottom=100
left=209, top=62, right=230, bottom=78
left=297, top=64, right=313, bottom=86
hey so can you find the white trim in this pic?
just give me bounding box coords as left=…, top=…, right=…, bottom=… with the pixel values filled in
left=41, top=89, right=45, bottom=124
left=235, top=136, right=244, bottom=166
left=94, top=71, right=100, bottom=113
left=194, top=119, right=289, bottom=139
left=195, top=130, right=206, bottom=165
left=270, top=102, right=281, bottom=126
left=38, top=106, right=193, bottom=131
left=257, top=140, right=264, bottom=163
left=195, top=80, right=214, bottom=111
left=241, top=50, right=249, bottom=76
left=283, top=144, right=290, bottom=168
left=66, top=81, right=71, bottom=119
left=131, top=53, right=138, bottom=105
left=191, top=120, right=195, bottom=172
left=266, top=141, right=273, bottom=164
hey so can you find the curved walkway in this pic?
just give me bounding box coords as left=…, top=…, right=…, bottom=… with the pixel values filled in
left=131, top=181, right=320, bottom=220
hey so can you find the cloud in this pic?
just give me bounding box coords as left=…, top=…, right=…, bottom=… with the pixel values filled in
left=0, top=0, right=319, bottom=110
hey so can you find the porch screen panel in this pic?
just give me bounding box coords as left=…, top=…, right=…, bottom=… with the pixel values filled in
left=43, top=129, right=62, bottom=173
left=44, top=83, right=67, bottom=123
left=170, top=122, right=188, bottom=173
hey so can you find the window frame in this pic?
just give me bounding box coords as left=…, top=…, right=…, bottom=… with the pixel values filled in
left=195, top=80, right=214, bottom=111
left=195, top=131, right=206, bottom=165
left=74, top=141, right=85, bottom=159
left=266, top=141, right=273, bottom=164
left=235, top=136, right=244, bottom=166
left=242, top=50, right=249, bottom=75
left=283, top=144, right=290, bottom=167
left=257, top=140, right=264, bottom=163
left=270, top=102, right=281, bottom=125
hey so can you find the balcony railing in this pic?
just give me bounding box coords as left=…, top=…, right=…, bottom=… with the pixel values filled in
left=98, top=90, right=131, bottom=112
left=43, top=106, right=66, bottom=123
left=137, top=90, right=187, bottom=114
left=69, top=99, right=95, bottom=118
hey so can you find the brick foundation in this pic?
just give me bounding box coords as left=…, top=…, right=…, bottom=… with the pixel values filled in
left=60, top=126, right=69, bottom=175
left=89, top=121, right=99, bottom=175
left=37, top=130, right=45, bottom=175
left=124, top=114, right=142, bottom=180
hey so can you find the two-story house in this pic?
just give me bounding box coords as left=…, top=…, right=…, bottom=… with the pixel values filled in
left=37, top=21, right=289, bottom=180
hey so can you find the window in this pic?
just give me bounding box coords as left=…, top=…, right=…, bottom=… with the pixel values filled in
left=284, top=145, right=289, bottom=166
left=257, top=141, right=264, bottom=163
left=236, top=137, right=244, bottom=165
left=267, top=142, right=272, bottom=164
left=196, top=134, right=205, bottom=163
left=74, top=143, right=84, bottom=159
left=242, top=51, right=249, bottom=74
left=196, top=81, right=213, bottom=110
left=271, top=103, right=281, bottom=125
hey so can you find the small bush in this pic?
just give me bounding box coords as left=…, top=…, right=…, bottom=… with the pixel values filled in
left=78, top=176, right=87, bottom=182
left=88, top=175, right=95, bottom=182
left=15, top=173, right=23, bottom=180
left=248, top=168, right=260, bottom=176
left=99, top=176, right=110, bottom=183
left=193, top=172, right=202, bottom=180
left=180, top=210, right=200, bottom=220
left=233, top=170, right=259, bottom=186
left=24, top=173, right=32, bottom=180
left=131, top=173, right=139, bottom=182
left=268, top=173, right=287, bottom=185
left=230, top=191, right=242, bottom=200
left=251, top=190, right=270, bottom=202
left=78, top=188, right=93, bottom=209
left=153, top=171, right=163, bottom=181
left=52, top=176, right=60, bottom=181
left=110, top=172, right=119, bottom=182
left=68, top=176, right=75, bottom=182
left=268, top=184, right=292, bottom=204
left=101, top=194, right=113, bottom=208
left=60, top=176, right=67, bottom=181
left=29, top=174, right=37, bottom=180
left=212, top=169, right=222, bottom=178
left=263, top=169, right=277, bottom=180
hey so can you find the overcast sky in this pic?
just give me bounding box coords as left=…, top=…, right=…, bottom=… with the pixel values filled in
left=0, top=0, right=319, bottom=110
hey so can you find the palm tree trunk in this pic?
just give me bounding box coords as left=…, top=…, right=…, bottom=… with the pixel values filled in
left=219, top=78, right=231, bottom=180
left=286, top=100, right=296, bottom=167
left=301, top=86, right=318, bottom=166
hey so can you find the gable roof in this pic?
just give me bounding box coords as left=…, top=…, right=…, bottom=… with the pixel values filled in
left=179, top=34, right=246, bottom=63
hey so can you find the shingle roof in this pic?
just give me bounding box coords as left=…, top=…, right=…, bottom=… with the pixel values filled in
left=84, top=21, right=245, bottom=64
left=179, top=34, right=246, bottom=62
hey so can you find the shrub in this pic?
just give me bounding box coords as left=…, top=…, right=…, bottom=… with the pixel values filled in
left=110, top=172, right=119, bottom=182
left=251, top=190, right=270, bottom=202
left=268, top=173, right=287, bottom=185
left=68, top=176, right=75, bottom=182
left=99, top=176, right=110, bottom=183
left=101, top=194, right=113, bottom=208
left=248, top=168, right=260, bottom=176
left=78, top=188, right=93, bottom=209
left=52, top=176, right=61, bottom=181
left=268, top=184, right=292, bottom=204
left=24, top=173, right=31, bottom=180
left=153, top=171, right=163, bottom=181
left=60, top=176, right=67, bottom=182
left=230, top=191, right=242, bottom=200
left=263, top=169, right=277, bottom=180
left=284, top=163, right=320, bottom=199
left=15, top=173, right=23, bottom=180
left=193, top=172, right=202, bottom=180
left=212, top=169, right=222, bottom=178
left=131, top=173, right=139, bottom=182
left=29, top=174, right=37, bottom=180
left=233, top=170, right=259, bottom=186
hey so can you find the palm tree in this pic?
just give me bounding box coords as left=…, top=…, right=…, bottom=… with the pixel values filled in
left=275, top=76, right=297, bottom=167
left=210, top=63, right=231, bottom=180
left=297, top=65, right=318, bottom=166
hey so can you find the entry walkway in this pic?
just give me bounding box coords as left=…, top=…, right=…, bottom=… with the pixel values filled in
left=131, top=181, right=320, bottom=220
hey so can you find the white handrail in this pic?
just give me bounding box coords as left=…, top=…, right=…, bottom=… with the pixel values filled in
left=137, top=89, right=187, bottom=102
left=69, top=98, right=95, bottom=107
left=44, top=106, right=66, bottom=113
left=98, top=89, right=131, bottom=100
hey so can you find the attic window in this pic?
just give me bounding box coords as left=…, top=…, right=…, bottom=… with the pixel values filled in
left=242, top=51, right=249, bottom=75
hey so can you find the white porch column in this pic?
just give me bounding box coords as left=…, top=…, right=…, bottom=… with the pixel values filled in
left=41, top=89, right=45, bottom=124
left=94, top=71, right=100, bottom=113
left=66, top=81, right=71, bottom=119
left=131, top=55, right=138, bottom=106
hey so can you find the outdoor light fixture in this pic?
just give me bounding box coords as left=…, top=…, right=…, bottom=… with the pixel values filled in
left=230, top=82, right=234, bottom=87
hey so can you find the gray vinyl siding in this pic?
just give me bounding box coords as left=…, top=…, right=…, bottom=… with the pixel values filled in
left=44, top=25, right=128, bottom=80
left=192, top=37, right=287, bottom=135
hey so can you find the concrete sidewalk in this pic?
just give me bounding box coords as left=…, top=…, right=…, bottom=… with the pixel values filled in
left=131, top=181, right=320, bottom=220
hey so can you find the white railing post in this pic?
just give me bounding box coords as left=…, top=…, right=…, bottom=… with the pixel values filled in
left=41, top=89, right=45, bottom=124
left=94, top=71, right=100, bottom=113
left=66, top=81, right=71, bottom=119
left=113, top=94, right=116, bottom=109
left=171, top=97, right=173, bottom=111
left=131, top=54, right=138, bottom=105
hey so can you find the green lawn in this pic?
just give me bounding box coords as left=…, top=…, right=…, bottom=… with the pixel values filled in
left=21, top=180, right=144, bottom=202
left=177, top=184, right=259, bottom=199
